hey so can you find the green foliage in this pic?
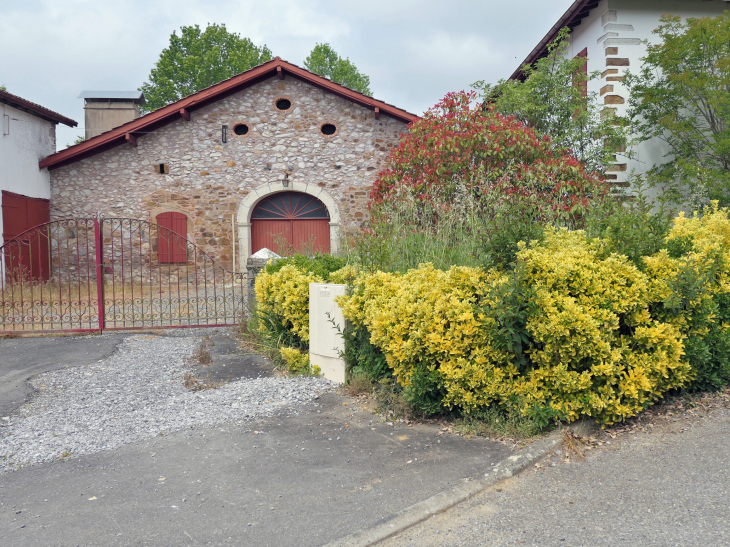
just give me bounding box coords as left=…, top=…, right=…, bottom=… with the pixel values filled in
left=342, top=324, right=390, bottom=381
left=625, top=13, right=730, bottom=207
left=454, top=404, right=547, bottom=439
left=0, top=84, right=6, bottom=91
left=303, top=43, right=371, bottom=95
left=66, top=135, right=85, bottom=149
left=342, top=185, right=484, bottom=273
left=477, top=266, right=536, bottom=374
left=584, top=177, right=676, bottom=266
left=264, top=253, right=345, bottom=279
left=403, top=364, right=447, bottom=417
left=254, top=206, right=730, bottom=423
left=643, top=204, right=730, bottom=391
left=475, top=28, right=628, bottom=172
left=140, top=24, right=272, bottom=112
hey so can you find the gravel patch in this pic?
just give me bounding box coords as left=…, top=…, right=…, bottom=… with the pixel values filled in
left=0, top=334, right=333, bottom=473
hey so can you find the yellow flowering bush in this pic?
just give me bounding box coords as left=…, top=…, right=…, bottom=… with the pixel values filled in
left=279, top=347, right=311, bottom=375
left=643, top=202, right=730, bottom=390
left=338, top=264, right=521, bottom=414
left=335, top=230, right=693, bottom=425
left=513, top=228, right=692, bottom=424
left=254, top=207, right=730, bottom=423
left=255, top=263, right=323, bottom=343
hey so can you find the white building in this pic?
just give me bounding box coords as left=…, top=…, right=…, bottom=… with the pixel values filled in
left=0, top=90, right=76, bottom=249
left=511, top=0, right=728, bottom=185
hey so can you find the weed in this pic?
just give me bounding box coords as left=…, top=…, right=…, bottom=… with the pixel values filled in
left=193, top=339, right=213, bottom=365
left=373, top=378, right=414, bottom=421
left=182, top=372, right=225, bottom=392
left=561, top=429, right=590, bottom=460
left=59, top=451, right=72, bottom=459
left=343, top=372, right=373, bottom=396
left=453, top=406, right=548, bottom=441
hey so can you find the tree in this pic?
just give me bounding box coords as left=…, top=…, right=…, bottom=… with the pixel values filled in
left=370, top=91, right=611, bottom=267
left=303, top=43, right=372, bottom=95
left=139, top=24, right=272, bottom=112
left=626, top=13, right=730, bottom=207
left=474, top=28, right=627, bottom=173
left=372, top=90, right=605, bottom=205
left=0, top=84, right=6, bottom=91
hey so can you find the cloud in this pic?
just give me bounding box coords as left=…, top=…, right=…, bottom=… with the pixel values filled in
left=0, top=0, right=575, bottom=148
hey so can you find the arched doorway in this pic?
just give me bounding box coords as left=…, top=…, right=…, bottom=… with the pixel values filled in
left=251, top=191, right=331, bottom=255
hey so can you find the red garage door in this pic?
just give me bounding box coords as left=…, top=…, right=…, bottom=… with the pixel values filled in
left=251, top=192, right=330, bottom=256
left=1, top=190, right=51, bottom=281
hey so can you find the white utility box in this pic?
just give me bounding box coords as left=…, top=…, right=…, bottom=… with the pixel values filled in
left=309, top=283, right=348, bottom=383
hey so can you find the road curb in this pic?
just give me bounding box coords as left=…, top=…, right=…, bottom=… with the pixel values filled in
left=324, top=430, right=563, bottom=547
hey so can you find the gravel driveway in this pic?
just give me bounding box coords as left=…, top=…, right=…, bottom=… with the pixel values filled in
left=383, top=404, right=730, bottom=547
left=0, top=333, right=333, bottom=473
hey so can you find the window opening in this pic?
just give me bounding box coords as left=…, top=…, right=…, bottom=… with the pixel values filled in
left=275, top=98, right=292, bottom=111
left=233, top=123, right=249, bottom=136
left=320, top=123, right=337, bottom=136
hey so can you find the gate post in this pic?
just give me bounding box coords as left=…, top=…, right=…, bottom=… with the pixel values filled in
left=94, top=219, right=105, bottom=331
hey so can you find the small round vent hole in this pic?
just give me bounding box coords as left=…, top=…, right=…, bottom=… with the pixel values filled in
left=320, top=123, right=337, bottom=136
left=233, top=124, right=249, bottom=136
left=275, top=98, right=292, bottom=111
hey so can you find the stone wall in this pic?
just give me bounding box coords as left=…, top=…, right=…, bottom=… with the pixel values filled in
left=50, top=75, right=409, bottom=270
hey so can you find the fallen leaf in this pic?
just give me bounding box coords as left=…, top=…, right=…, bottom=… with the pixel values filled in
left=158, top=477, right=166, bottom=482
left=88, top=497, right=97, bottom=501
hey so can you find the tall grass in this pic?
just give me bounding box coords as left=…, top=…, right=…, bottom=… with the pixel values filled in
left=341, top=185, right=484, bottom=272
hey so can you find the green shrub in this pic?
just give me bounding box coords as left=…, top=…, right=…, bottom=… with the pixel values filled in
left=644, top=203, right=730, bottom=391
left=264, top=253, right=346, bottom=279
left=254, top=204, right=730, bottom=422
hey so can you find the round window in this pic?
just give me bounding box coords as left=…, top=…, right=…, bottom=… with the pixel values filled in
left=233, top=123, right=249, bottom=136
left=320, top=123, right=338, bottom=137
left=275, top=98, right=292, bottom=111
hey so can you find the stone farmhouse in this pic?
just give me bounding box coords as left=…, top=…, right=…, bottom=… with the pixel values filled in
left=510, top=0, right=728, bottom=186
left=40, top=58, right=418, bottom=271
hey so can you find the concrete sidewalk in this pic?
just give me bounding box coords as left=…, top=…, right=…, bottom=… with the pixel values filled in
left=0, top=332, right=515, bottom=546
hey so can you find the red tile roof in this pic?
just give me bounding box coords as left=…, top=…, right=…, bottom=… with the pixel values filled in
left=40, top=58, right=419, bottom=171
left=0, top=90, right=77, bottom=127
left=509, top=0, right=600, bottom=80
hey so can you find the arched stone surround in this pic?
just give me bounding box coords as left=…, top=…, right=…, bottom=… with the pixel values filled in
left=237, top=181, right=340, bottom=269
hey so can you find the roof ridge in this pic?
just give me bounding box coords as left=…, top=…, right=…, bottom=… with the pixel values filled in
left=40, top=58, right=418, bottom=170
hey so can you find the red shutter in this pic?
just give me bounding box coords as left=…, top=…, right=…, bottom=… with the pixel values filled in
left=574, top=48, right=588, bottom=106
left=157, top=212, right=188, bottom=264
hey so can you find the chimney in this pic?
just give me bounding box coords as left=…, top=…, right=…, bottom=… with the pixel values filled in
left=78, top=91, right=146, bottom=139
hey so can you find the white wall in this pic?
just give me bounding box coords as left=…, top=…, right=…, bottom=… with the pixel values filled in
left=0, top=103, right=55, bottom=248
left=565, top=0, right=727, bottom=187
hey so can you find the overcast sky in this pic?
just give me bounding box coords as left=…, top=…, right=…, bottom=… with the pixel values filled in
left=1, top=0, right=574, bottom=149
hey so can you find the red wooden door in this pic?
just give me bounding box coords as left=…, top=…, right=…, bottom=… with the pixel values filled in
left=157, top=212, right=188, bottom=264
left=1, top=190, right=51, bottom=280
left=251, top=192, right=330, bottom=255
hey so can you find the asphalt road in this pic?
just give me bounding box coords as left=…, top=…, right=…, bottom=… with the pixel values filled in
left=383, top=406, right=730, bottom=547
left=0, top=332, right=514, bottom=546
left=0, top=334, right=128, bottom=417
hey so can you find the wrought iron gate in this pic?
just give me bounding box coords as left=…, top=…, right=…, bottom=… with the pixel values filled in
left=0, top=217, right=246, bottom=334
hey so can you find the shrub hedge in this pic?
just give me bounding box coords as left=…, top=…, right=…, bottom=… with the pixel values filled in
left=255, top=205, right=730, bottom=425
